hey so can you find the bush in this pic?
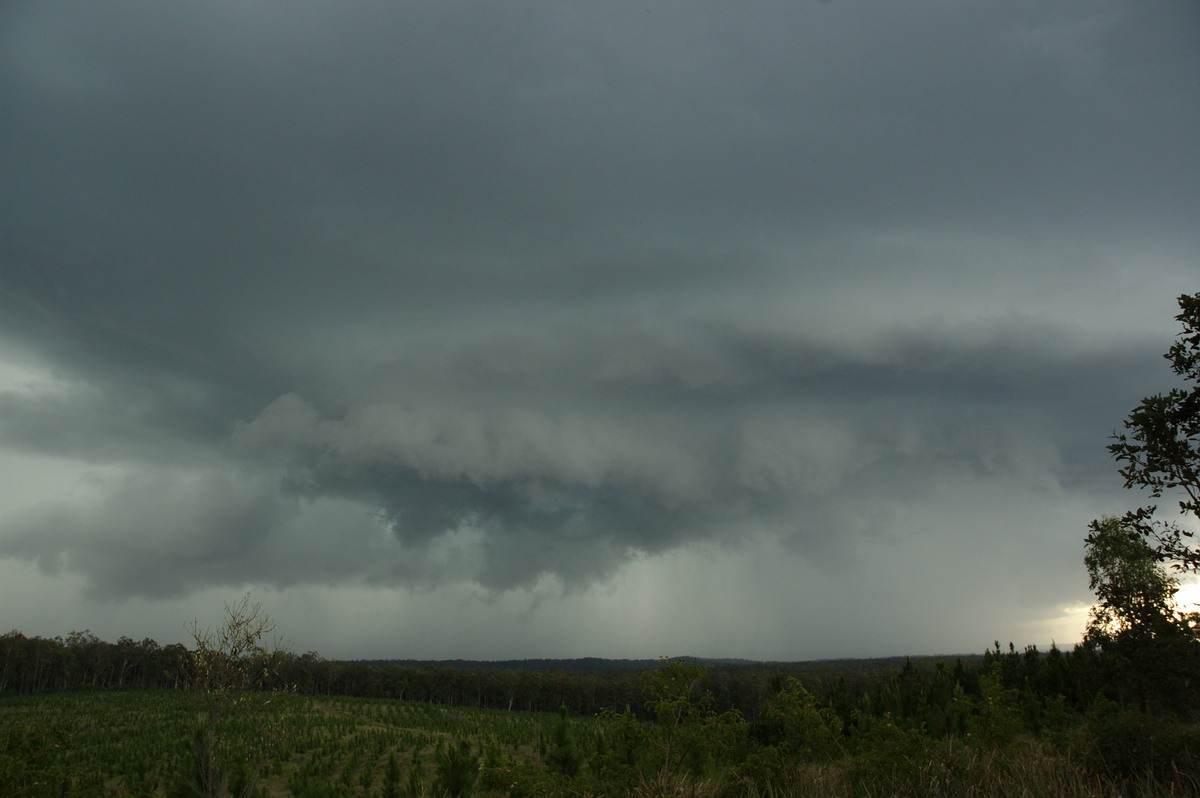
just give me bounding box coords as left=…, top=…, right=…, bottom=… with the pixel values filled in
left=545, top=706, right=582, bottom=777
left=435, top=740, right=478, bottom=798
left=1085, top=700, right=1200, bottom=786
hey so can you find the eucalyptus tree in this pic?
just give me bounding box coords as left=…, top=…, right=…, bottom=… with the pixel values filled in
left=1109, top=293, right=1200, bottom=570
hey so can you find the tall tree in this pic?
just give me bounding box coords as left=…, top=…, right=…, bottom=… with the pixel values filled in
left=1109, top=293, right=1200, bottom=569
left=1083, top=516, right=1200, bottom=711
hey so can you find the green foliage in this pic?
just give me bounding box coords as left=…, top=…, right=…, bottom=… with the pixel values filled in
left=1085, top=517, right=1192, bottom=644
left=971, top=664, right=1023, bottom=746
left=1085, top=295, right=1200, bottom=718
left=406, top=764, right=423, bottom=798
left=382, top=751, right=402, bottom=798
left=1084, top=697, right=1200, bottom=785
left=0, top=714, right=75, bottom=797
left=545, top=705, right=582, bottom=777
left=1108, top=292, right=1200, bottom=570
left=753, top=678, right=844, bottom=761
left=725, top=679, right=844, bottom=795
left=174, top=722, right=225, bottom=798
left=1084, top=516, right=1200, bottom=712
left=583, top=660, right=750, bottom=795
left=845, top=721, right=987, bottom=798
left=434, top=739, right=477, bottom=798
left=637, top=660, right=746, bottom=792
left=12, top=684, right=1200, bottom=798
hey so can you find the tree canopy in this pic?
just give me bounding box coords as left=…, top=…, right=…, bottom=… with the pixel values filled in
left=1109, top=293, right=1200, bottom=570
left=1088, top=293, right=1200, bottom=712
left=1084, top=516, right=1188, bottom=648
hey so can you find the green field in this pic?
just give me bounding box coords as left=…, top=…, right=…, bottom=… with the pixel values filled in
left=5, top=674, right=1200, bottom=798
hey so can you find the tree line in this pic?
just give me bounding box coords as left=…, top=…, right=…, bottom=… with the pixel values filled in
left=0, top=626, right=1180, bottom=727
left=0, top=624, right=950, bottom=716
left=0, top=630, right=191, bottom=694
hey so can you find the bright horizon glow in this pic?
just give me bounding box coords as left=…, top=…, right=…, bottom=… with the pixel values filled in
left=1177, top=579, right=1200, bottom=614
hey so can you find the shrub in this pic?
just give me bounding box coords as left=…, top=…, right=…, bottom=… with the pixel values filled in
left=1085, top=700, right=1200, bottom=786
left=435, top=739, right=478, bottom=798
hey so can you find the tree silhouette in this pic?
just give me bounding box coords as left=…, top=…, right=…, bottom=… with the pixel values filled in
left=1109, top=293, right=1200, bottom=570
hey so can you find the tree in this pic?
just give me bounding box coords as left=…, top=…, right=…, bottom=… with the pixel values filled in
left=180, top=593, right=288, bottom=798
left=1083, top=516, right=1200, bottom=711
left=1109, top=292, right=1200, bottom=570
left=545, top=705, right=582, bottom=777
left=1084, top=518, right=1191, bottom=644
left=636, top=660, right=745, bottom=794
left=435, top=740, right=478, bottom=798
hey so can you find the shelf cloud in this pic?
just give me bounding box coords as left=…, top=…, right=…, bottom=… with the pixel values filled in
left=1, top=0, right=1196, bottom=659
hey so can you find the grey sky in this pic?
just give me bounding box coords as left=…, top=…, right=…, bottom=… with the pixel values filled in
left=1, top=0, right=1197, bottom=660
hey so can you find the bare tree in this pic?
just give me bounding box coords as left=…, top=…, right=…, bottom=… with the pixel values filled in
left=183, top=593, right=288, bottom=798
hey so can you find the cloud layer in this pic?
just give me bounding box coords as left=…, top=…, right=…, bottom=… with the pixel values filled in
left=1, top=0, right=1197, bottom=658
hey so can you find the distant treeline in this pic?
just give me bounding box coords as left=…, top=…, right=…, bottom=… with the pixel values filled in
left=0, top=627, right=972, bottom=716
left=0, top=628, right=1144, bottom=730
left=354, top=655, right=759, bottom=673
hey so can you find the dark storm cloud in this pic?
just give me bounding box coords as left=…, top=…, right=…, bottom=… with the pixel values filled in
left=0, top=0, right=1197, bottom=612
left=4, top=1, right=1194, bottom=329
left=0, top=470, right=288, bottom=598
left=1, top=312, right=1158, bottom=599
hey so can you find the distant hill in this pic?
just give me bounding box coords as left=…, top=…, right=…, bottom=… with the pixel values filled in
left=347, top=654, right=983, bottom=673
left=348, top=655, right=750, bottom=672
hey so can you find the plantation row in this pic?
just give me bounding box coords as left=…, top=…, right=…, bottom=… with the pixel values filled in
left=3, top=688, right=585, bottom=798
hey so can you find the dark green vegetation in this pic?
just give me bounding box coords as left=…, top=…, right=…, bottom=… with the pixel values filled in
left=0, top=688, right=594, bottom=798
left=1076, top=291, right=1200, bottom=717
left=4, top=651, right=1200, bottom=797
left=5, top=294, right=1200, bottom=797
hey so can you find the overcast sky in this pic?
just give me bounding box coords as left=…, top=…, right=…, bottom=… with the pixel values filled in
left=1, top=0, right=1198, bottom=662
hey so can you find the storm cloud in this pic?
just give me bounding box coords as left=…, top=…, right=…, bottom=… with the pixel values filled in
left=1, top=0, right=1197, bottom=659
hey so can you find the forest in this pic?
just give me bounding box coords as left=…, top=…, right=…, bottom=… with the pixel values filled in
left=2, top=294, right=1199, bottom=796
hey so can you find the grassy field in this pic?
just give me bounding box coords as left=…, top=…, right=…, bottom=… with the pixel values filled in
left=5, top=686, right=1200, bottom=797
